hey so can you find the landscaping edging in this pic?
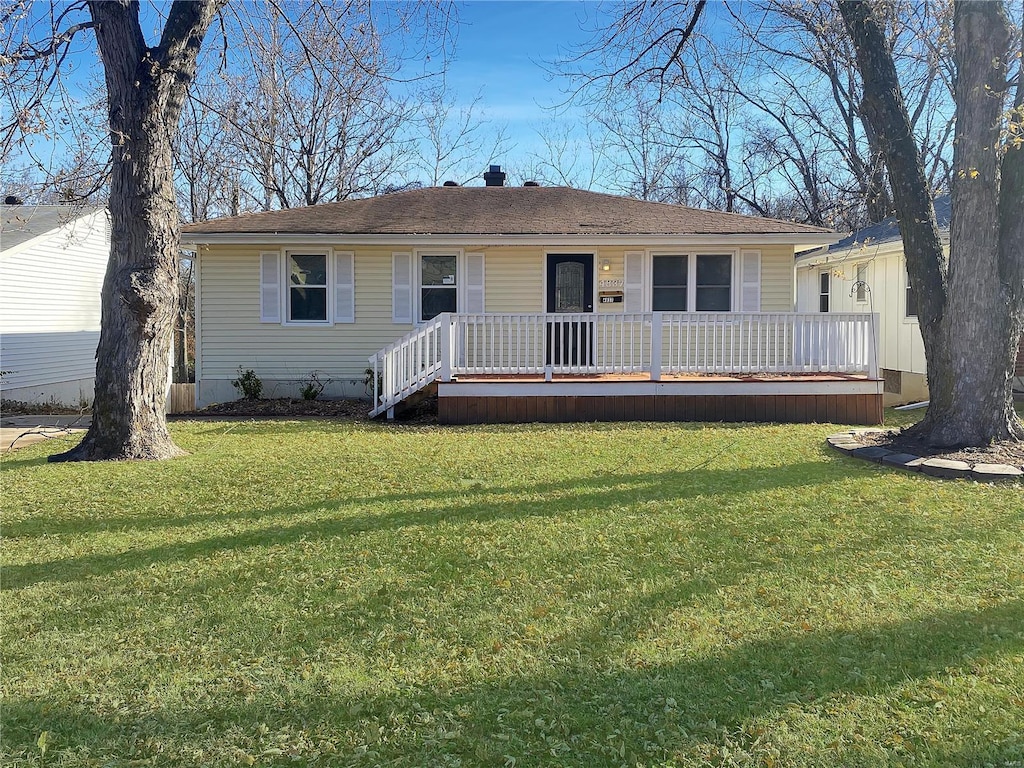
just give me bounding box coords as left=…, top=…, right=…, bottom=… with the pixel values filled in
left=827, top=428, right=1024, bottom=482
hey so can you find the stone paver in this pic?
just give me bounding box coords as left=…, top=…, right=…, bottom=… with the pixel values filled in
left=919, top=458, right=973, bottom=479
left=852, top=446, right=893, bottom=463
left=830, top=441, right=863, bottom=454
left=971, top=463, right=1024, bottom=482
left=824, top=432, right=1023, bottom=482
left=881, top=452, right=923, bottom=471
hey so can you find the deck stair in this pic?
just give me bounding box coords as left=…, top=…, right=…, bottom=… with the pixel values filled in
left=368, top=315, right=448, bottom=418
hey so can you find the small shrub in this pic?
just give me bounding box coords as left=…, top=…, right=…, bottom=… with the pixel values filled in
left=300, top=371, right=329, bottom=401
left=364, top=367, right=383, bottom=402
left=231, top=367, right=263, bottom=400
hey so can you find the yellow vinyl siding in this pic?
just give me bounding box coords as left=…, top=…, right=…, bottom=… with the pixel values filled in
left=198, top=245, right=411, bottom=384
left=481, top=247, right=544, bottom=313
left=198, top=241, right=799, bottom=385
left=757, top=244, right=796, bottom=312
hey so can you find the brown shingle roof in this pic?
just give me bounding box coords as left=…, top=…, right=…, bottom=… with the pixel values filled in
left=181, top=186, right=832, bottom=237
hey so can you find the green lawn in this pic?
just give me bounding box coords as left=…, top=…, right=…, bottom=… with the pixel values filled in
left=2, top=413, right=1022, bottom=767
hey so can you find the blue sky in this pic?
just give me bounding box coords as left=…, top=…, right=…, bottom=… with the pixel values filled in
left=431, top=1, right=602, bottom=179
left=448, top=1, right=592, bottom=122
left=6, top=1, right=604, bottom=187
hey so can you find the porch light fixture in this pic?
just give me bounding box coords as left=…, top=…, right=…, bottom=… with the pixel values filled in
left=600, top=259, right=611, bottom=271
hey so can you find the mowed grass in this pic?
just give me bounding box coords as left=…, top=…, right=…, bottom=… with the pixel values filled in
left=2, top=412, right=1022, bottom=767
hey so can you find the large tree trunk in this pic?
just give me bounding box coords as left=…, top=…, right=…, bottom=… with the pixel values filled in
left=922, top=1, right=1023, bottom=446
left=839, top=0, right=1024, bottom=448
left=50, top=0, right=221, bottom=462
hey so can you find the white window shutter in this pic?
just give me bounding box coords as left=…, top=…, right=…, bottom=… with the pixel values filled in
left=463, top=252, right=485, bottom=313
left=334, top=251, right=355, bottom=323
left=392, top=252, right=413, bottom=324
left=260, top=251, right=281, bottom=323
left=624, top=251, right=645, bottom=312
left=740, top=250, right=761, bottom=312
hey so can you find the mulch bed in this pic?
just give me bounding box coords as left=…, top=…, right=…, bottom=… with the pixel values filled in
left=852, top=428, right=1024, bottom=468
left=1, top=399, right=89, bottom=416
left=192, top=397, right=439, bottom=424
left=194, top=398, right=373, bottom=419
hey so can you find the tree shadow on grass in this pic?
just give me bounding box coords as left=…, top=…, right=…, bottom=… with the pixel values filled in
left=3, top=600, right=1021, bottom=766
left=0, top=453, right=52, bottom=472
left=0, top=461, right=841, bottom=591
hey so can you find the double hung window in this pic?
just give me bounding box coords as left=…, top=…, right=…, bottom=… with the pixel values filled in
left=420, top=254, right=458, bottom=321
left=652, top=256, right=687, bottom=310
left=696, top=255, right=732, bottom=311
left=651, top=253, right=733, bottom=312
left=260, top=249, right=354, bottom=325
left=288, top=253, right=328, bottom=322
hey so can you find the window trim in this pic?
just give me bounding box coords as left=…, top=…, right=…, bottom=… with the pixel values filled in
left=415, top=248, right=463, bottom=323
left=283, top=248, right=334, bottom=326
left=818, top=269, right=831, bottom=313
left=651, top=254, right=689, bottom=312
left=646, top=250, right=738, bottom=313
left=855, top=263, right=868, bottom=304
left=903, top=261, right=919, bottom=322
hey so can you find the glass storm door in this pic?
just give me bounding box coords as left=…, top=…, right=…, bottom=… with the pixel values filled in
left=546, top=254, right=594, bottom=366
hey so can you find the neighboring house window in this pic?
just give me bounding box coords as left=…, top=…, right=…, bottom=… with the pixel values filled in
left=288, top=252, right=328, bottom=322
left=420, top=253, right=457, bottom=321
left=905, top=265, right=918, bottom=318
left=855, top=263, right=868, bottom=303
left=648, top=253, right=733, bottom=312
left=652, top=255, right=687, bottom=311
left=819, top=270, right=830, bottom=312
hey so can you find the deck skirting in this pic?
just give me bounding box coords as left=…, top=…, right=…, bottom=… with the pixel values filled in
left=437, top=379, right=884, bottom=425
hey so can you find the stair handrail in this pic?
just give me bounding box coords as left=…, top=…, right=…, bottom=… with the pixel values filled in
left=368, top=314, right=450, bottom=417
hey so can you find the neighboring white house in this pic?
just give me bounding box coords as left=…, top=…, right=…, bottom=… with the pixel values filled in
left=1, top=203, right=108, bottom=407
left=181, top=169, right=893, bottom=425
left=795, top=197, right=952, bottom=406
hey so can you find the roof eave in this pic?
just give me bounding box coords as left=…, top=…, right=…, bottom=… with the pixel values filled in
left=797, top=228, right=951, bottom=266
left=181, top=231, right=839, bottom=250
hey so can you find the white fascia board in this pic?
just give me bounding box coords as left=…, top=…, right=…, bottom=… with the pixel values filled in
left=796, top=238, right=905, bottom=268
left=181, top=232, right=839, bottom=249
left=797, top=228, right=952, bottom=269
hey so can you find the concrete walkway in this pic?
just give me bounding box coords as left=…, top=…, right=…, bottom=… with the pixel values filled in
left=0, top=415, right=90, bottom=454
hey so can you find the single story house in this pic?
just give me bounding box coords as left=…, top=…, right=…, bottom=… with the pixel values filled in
left=1, top=202, right=108, bottom=407
left=796, top=197, right=969, bottom=406
left=182, top=167, right=884, bottom=424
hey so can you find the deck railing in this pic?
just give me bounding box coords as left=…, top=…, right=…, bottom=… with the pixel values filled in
left=370, top=312, right=878, bottom=417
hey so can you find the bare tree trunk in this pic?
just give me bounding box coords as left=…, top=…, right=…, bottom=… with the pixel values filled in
left=840, top=0, right=1023, bottom=447
left=50, top=0, right=221, bottom=462
left=928, top=0, right=1024, bottom=446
